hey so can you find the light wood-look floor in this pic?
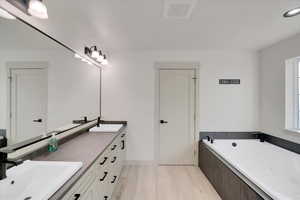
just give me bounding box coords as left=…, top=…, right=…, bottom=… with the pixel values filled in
left=112, top=165, right=221, bottom=200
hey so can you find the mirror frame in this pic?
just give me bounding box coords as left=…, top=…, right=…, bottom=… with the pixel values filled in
left=0, top=7, right=102, bottom=152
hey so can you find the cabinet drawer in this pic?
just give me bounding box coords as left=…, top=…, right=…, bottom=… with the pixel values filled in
left=96, top=149, right=112, bottom=172
left=63, top=165, right=96, bottom=200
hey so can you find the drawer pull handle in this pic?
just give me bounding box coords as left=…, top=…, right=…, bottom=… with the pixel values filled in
left=74, top=194, right=81, bottom=200
left=100, top=157, right=108, bottom=165
left=111, top=175, right=117, bottom=183
left=111, top=145, right=117, bottom=151
left=111, top=156, right=117, bottom=163
left=100, top=172, right=108, bottom=181
left=121, top=140, right=125, bottom=150
left=121, top=134, right=125, bottom=138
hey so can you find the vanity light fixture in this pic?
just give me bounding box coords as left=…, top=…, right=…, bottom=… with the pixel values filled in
left=7, top=0, right=48, bottom=19
left=85, top=46, right=109, bottom=66
left=0, top=7, right=16, bottom=19
left=283, top=7, right=300, bottom=18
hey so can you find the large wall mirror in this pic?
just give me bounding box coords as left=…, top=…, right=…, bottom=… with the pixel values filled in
left=0, top=11, right=100, bottom=145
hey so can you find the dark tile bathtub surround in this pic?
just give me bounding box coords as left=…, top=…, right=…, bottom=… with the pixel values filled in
left=262, top=134, right=300, bottom=155
left=0, top=129, right=6, bottom=137
left=200, top=131, right=300, bottom=155
left=200, top=132, right=260, bottom=140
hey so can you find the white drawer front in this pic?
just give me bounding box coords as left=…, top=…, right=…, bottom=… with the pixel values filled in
left=63, top=131, right=127, bottom=200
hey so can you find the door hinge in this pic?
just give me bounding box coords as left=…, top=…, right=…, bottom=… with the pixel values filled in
left=8, top=76, right=12, bottom=81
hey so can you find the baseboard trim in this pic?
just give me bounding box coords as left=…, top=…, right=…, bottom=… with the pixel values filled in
left=125, top=160, right=156, bottom=166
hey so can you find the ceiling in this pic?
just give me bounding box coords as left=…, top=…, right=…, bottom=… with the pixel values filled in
left=3, top=0, right=300, bottom=52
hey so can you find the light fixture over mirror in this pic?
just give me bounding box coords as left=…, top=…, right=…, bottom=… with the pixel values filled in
left=84, top=46, right=109, bottom=66
left=283, top=7, right=300, bottom=18
left=7, top=0, right=48, bottom=19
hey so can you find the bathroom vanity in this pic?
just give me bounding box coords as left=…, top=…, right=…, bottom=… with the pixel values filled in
left=33, top=124, right=127, bottom=200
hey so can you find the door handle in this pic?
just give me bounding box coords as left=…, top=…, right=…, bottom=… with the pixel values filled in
left=160, top=120, right=168, bottom=124
left=33, top=118, right=42, bottom=123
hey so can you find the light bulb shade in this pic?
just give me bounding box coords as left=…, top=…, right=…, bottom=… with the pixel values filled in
left=89, top=46, right=98, bottom=58
left=28, top=0, right=48, bottom=19
left=91, top=51, right=99, bottom=58
left=0, top=8, right=16, bottom=19
left=283, top=7, right=300, bottom=17
left=97, top=51, right=104, bottom=62
left=102, top=55, right=108, bottom=65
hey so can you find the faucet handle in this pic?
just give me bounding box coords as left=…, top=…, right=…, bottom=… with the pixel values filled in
left=0, top=136, right=7, bottom=148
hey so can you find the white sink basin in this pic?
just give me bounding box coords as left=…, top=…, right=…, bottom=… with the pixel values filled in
left=89, top=124, right=123, bottom=132
left=0, top=160, right=82, bottom=200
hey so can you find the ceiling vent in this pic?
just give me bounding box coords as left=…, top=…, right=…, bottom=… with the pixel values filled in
left=163, top=0, right=197, bottom=19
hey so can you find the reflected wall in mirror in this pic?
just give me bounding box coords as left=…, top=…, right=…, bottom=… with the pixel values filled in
left=0, top=13, right=100, bottom=145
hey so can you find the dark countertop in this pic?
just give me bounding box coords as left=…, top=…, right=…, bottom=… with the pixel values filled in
left=34, top=125, right=126, bottom=200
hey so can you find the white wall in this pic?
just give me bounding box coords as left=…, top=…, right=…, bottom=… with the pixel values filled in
left=259, top=33, right=300, bottom=144
left=102, top=50, right=260, bottom=161
left=0, top=49, right=100, bottom=135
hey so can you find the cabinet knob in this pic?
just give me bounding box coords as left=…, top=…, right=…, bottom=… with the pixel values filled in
left=100, top=171, right=108, bottom=181
left=111, top=156, right=117, bottom=163
left=100, top=157, right=108, bottom=165
left=111, top=145, right=117, bottom=151
left=104, top=196, right=108, bottom=200
left=74, top=194, right=81, bottom=200
left=111, top=175, right=117, bottom=183
left=121, top=140, right=125, bottom=150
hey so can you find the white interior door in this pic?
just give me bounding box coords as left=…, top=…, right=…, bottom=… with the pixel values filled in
left=9, top=68, right=47, bottom=143
left=159, top=69, right=195, bottom=165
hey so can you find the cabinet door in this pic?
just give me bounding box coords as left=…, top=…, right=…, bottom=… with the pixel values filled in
left=222, top=166, right=241, bottom=200
left=240, top=181, right=264, bottom=200
left=80, top=181, right=101, bottom=200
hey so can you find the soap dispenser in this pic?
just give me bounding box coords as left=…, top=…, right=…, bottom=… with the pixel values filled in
left=48, top=133, right=58, bottom=152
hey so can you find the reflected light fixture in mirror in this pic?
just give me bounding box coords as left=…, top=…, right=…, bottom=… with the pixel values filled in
left=7, top=0, right=48, bottom=19
left=0, top=7, right=16, bottom=19
left=28, top=0, right=48, bottom=19
left=283, top=7, right=300, bottom=18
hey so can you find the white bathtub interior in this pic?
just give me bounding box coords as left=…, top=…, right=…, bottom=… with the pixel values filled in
left=203, top=139, right=300, bottom=200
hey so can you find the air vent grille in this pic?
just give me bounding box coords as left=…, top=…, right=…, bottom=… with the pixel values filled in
left=163, top=0, right=197, bottom=19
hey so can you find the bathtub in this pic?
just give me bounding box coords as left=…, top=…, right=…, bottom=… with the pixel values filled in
left=203, top=139, right=300, bottom=200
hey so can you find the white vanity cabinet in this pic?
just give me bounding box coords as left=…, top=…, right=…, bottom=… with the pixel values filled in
left=62, top=131, right=126, bottom=200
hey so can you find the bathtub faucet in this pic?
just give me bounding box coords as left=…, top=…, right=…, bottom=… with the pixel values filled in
left=206, top=136, right=211, bottom=142
left=206, top=136, right=214, bottom=144
left=210, top=136, right=214, bottom=144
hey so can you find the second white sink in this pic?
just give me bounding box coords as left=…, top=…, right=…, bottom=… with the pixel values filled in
left=0, top=160, right=82, bottom=200
left=89, top=124, right=123, bottom=132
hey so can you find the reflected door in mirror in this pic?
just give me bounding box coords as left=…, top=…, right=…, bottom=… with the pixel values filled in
left=9, top=68, right=47, bottom=143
